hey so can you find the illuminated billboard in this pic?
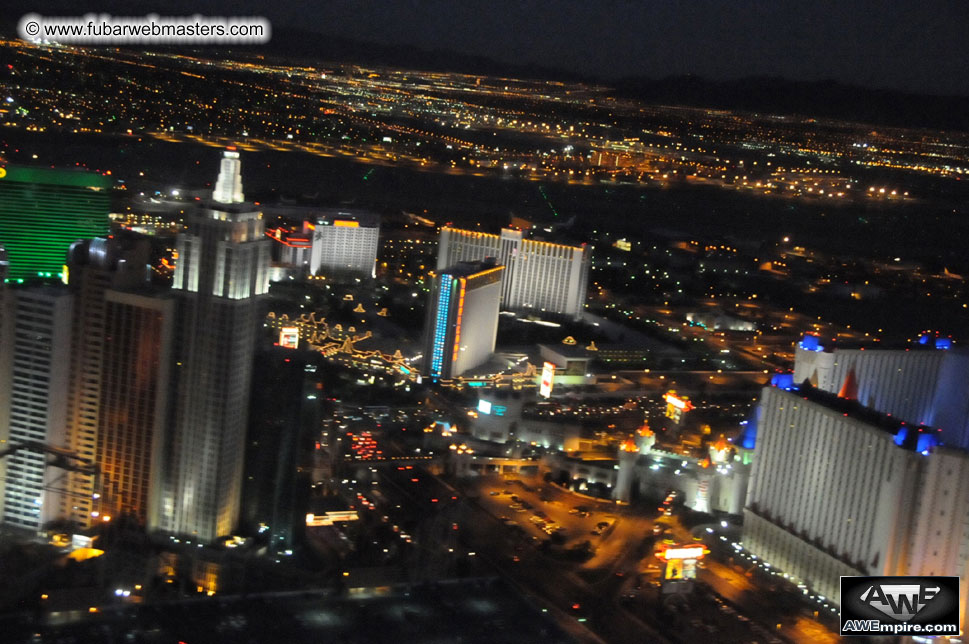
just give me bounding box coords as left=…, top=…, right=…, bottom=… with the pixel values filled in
left=476, top=399, right=507, bottom=416
left=306, top=510, right=359, bottom=526
left=659, top=545, right=708, bottom=561
left=540, top=361, right=555, bottom=398
left=279, top=326, right=299, bottom=349
left=664, top=390, right=693, bottom=423
left=655, top=542, right=709, bottom=580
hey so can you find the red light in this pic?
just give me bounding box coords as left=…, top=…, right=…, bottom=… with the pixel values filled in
left=572, top=603, right=581, bottom=611
left=411, top=478, right=419, bottom=483
left=430, top=498, right=438, bottom=503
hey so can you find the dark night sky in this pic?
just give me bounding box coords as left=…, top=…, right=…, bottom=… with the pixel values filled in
left=10, top=0, right=969, bottom=96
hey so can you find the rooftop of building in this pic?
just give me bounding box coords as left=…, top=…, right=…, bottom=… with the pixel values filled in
left=442, top=224, right=587, bottom=249
left=539, top=339, right=682, bottom=358
left=309, top=495, right=356, bottom=515
left=438, top=259, right=504, bottom=278
left=4, top=279, right=70, bottom=295
left=797, top=332, right=961, bottom=354
left=0, top=164, right=112, bottom=189
left=539, top=343, right=595, bottom=361
left=312, top=209, right=380, bottom=228
left=199, top=200, right=264, bottom=219
left=768, top=376, right=941, bottom=453
left=560, top=452, right=619, bottom=466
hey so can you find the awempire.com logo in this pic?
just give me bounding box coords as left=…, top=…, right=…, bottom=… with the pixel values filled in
left=840, top=576, right=960, bottom=637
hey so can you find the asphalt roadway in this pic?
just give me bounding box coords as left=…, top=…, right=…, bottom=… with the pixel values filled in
left=464, top=473, right=845, bottom=644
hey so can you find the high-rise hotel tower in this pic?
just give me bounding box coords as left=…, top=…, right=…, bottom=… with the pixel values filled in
left=61, top=236, right=152, bottom=529
left=164, top=149, right=270, bottom=541
left=423, top=260, right=504, bottom=380
left=743, top=336, right=969, bottom=630
left=0, top=166, right=110, bottom=282
left=436, top=227, right=589, bottom=320
left=0, top=285, right=73, bottom=530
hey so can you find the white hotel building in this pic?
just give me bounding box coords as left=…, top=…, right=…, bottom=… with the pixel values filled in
left=744, top=336, right=969, bottom=631
left=308, top=211, right=379, bottom=278
left=0, top=286, right=73, bottom=530
left=437, top=227, right=589, bottom=320
left=267, top=210, right=379, bottom=279
left=793, top=335, right=969, bottom=448
left=422, top=260, right=504, bottom=380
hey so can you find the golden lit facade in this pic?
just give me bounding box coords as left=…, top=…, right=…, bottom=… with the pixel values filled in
left=437, top=227, right=589, bottom=320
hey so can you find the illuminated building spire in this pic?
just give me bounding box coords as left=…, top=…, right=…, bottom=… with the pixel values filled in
left=213, top=148, right=244, bottom=204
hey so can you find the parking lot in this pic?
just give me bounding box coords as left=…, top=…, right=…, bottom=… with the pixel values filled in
left=475, top=477, right=620, bottom=551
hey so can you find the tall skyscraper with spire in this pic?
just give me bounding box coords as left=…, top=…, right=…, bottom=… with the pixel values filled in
left=212, top=149, right=245, bottom=205
left=163, top=149, right=270, bottom=541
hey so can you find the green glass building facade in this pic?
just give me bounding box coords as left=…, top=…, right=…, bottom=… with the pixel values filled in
left=0, top=165, right=111, bottom=282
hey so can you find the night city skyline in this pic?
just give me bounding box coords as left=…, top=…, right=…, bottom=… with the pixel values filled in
left=5, top=0, right=969, bottom=97
left=1, top=4, right=969, bottom=644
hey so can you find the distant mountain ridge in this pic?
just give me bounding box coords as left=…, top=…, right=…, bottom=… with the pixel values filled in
left=261, top=28, right=591, bottom=83
left=241, top=31, right=969, bottom=132
left=3, top=4, right=967, bottom=131
left=610, top=75, right=969, bottom=132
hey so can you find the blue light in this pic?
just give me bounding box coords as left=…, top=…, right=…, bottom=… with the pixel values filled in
left=798, top=334, right=822, bottom=352
left=916, top=433, right=938, bottom=453
left=918, top=334, right=930, bottom=345
left=738, top=406, right=759, bottom=450
left=429, top=276, right=453, bottom=377
left=894, top=426, right=908, bottom=447
left=935, top=338, right=952, bottom=350
left=770, top=373, right=795, bottom=390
